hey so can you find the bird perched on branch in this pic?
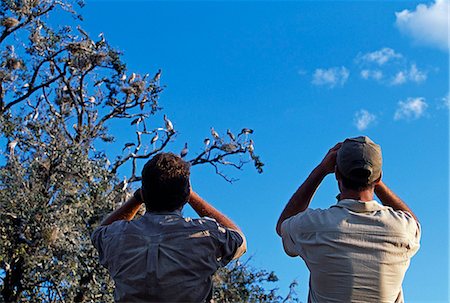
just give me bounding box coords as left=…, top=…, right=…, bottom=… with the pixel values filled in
left=239, top=128, right=254, bottom=141
left=128, top=73, right=136, bottom=84
left=248, top=139, right=255, bottom=156
left=76, top=25, right=90, bottom=40
left=8, top=138, right=18, bottom=156
left=204, top=138, right=211, bottom=150
left=153, top=69, right=162, bottom=82
left=164, top=114, right=174, bottom=133
left=1, top=17, right=19, bottom=29
left=151, top=133, right=159, bottom=149
left=121, top=176, right=128, bottom=191
left=122, top=142, right=135, bottom=152
left=227, top=129, right=236, bottom=142
left=180, top=143, right=188, bottom=158
left=211, top=127, right=220, bottom=141
left=98, top=32, right=105, bottom=44
left=239, top=128, right=253, bottom=136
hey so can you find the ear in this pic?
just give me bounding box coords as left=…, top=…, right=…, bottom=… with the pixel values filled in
left=374, top=172, right=382, bottom=185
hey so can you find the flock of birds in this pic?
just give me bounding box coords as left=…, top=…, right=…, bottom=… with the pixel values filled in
left=179, top=127, right=254, bottom=159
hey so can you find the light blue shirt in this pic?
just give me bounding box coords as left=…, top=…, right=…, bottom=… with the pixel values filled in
left=92, top=210, right=245, bottom=302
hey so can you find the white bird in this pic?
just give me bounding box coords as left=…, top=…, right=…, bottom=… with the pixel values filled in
left=153, top=69, right=162, bottom=82
left=98, top=32, right=105, bottom=43
left=128, top=72, right=136, bottom=83
left=32, top=107, right=39, bottom=121
left=150, top=132, right=159, bottom=149
left=120, top=74, right=127, bottom=81
left=248, top=139, right=254, bottom=155
left=88, top=96, right=96, bottom=104
left=163, top=114, right=174, bottom=133
left=227, top=129, right=236, bottom=142
left=204, top=138, right=210, bottom=150
left=240, top=128, right=254, bottom=141
left=8, top=139, right=18, bottom=156
left=121, top=176, right=128, bottom=191
left=77, top=26, right=90, bottom=40
left=211, top=127, right=220, bottom=140
left=180, top=143, right=188, bottom=158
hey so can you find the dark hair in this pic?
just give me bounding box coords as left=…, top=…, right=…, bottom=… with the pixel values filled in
left=141, top=153, right=191, bottom=212
left=337, top=168, right=377, bottom=192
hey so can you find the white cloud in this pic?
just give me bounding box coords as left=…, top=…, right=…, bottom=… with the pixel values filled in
left=357, top=48, right=403, bottom=65
left=395, top=0, right=449, bottom=51
left=312, top=66, right=349, bottom=88
left=391, top=71, right=407, bottom=85
left=440, top=93, right=450, bottom=108
left=394, top=97, right=428, bottom=120
left=390, top=64, right=427, bottom=85
left=360, top=69, right=383, bottom=81
left=408, top=64, right=427, bottom=82
left=354, top=109, right=376, bottom=130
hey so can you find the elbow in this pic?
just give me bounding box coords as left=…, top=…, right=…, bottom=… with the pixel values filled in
left=232, top=234, right=247, bottom=260
left=276, top=219, right=284, bottom=237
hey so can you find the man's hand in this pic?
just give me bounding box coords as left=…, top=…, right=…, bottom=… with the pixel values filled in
left=100, top=189, right=143, bottom=226
left=318, top=142, right=342, bottom=175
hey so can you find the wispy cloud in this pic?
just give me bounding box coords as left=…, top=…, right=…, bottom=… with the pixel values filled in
left=354, top=109, right=376, bottom=130
left=312, top=67, right=349, bottom=88
left=440, top=92, right=450, bottom=109
left=356, top=47, right=428, bottom=86
left=357, top=48, right=403, bottom=66
left=390, top=64, right=427, bottom=85
left=395, top=0, right=449, bottom=51
left=394, top=97, right=428, bottom=120
left=360, top=69, right=383, bottom=81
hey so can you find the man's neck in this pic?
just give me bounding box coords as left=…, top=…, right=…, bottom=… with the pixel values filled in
left=339, top=189, right=374, bottom=202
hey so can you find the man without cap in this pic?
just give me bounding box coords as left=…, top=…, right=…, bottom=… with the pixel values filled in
left=276, top=136, right=420, bottom=302
left=91, top=153, right=246, bottom=302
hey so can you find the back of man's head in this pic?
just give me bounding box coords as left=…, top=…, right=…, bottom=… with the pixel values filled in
left=336, top=136, right=382, bottom=191
left=141, top=152, right=191, bottom=212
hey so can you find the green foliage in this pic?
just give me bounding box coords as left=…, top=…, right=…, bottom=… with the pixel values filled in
left=213, top=259, right=299, bottom=303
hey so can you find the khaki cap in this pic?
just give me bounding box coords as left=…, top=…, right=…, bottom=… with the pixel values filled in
left=336, top=136, right=382, bottom=184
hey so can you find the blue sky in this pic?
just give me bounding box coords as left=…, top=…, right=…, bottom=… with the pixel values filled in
left=78, top=1, right=449, bottom=301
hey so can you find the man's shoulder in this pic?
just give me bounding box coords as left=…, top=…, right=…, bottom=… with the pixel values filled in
left=282, top=206, right=340, bottom=233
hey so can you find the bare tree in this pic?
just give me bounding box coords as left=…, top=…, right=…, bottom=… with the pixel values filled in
left=0, top=1, right=276, bottom=302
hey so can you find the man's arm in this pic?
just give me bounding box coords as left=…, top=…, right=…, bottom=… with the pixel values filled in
left=375, top=181, right=419, bottom=222
left=276, top=143, right=342, bottom=236
left=100, top=190, right=143, bottom=226
left=188, top=190, right=246, bottom=260
left=188, top=190, right=243, bottom=234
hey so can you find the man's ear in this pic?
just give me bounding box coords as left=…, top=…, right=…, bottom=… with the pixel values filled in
left=374, top=172, right=382, bottom=185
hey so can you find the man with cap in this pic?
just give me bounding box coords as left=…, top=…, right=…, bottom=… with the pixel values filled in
left=276, top=136, right=420, bottom=302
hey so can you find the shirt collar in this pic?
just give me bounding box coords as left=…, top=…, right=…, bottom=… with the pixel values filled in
left=144, top=209, right=183, bottom=217
left=333, top=199, right=386, bottom=212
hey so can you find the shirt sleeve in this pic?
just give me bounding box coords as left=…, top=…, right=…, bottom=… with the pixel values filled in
left=91, top=225, right=109, bottom=267
left=202, top=218, right=246, bottom=267
left=280, top=209, right=320, bottom=258
left=402, top=211, right=421, bottom=258
left=280, top=216, right=300, bottom=257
